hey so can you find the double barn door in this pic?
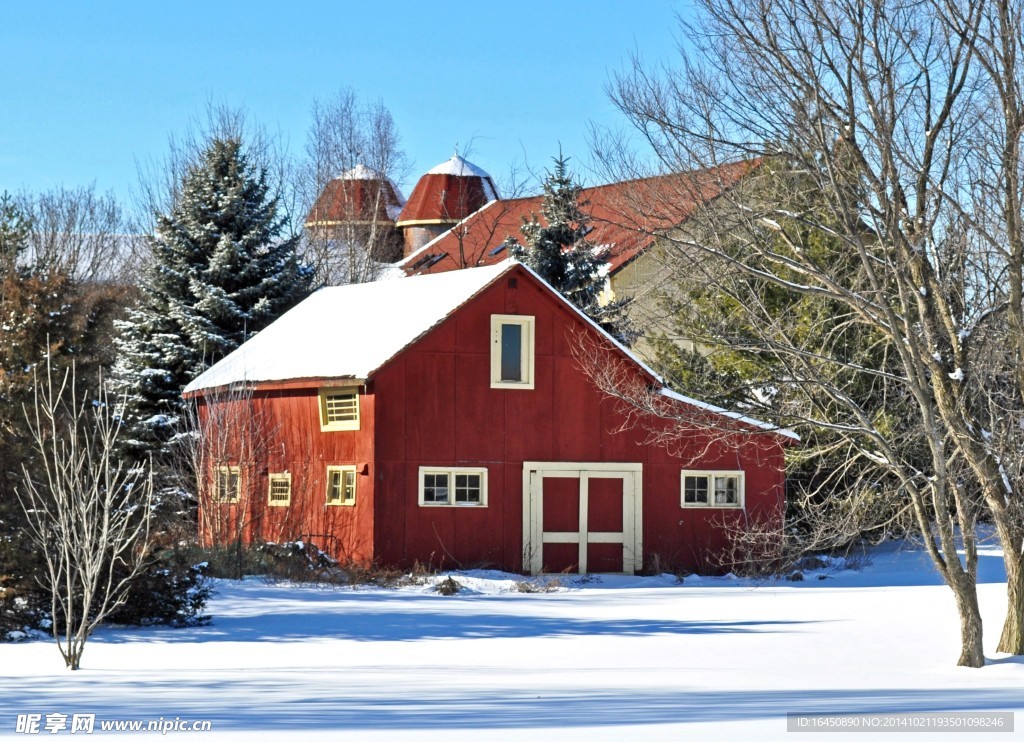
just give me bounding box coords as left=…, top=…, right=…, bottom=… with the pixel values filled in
left=522, top=462, right=643, bottom=575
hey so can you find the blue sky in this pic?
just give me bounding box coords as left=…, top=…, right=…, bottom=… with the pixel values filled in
left=1, top=1, right=688, bottom=208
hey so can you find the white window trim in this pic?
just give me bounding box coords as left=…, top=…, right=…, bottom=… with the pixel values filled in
left=418, top=466, right=489, bottom=507
left=267, top=472, right=292, bottom=507
left=326, top=465, right=357, bottom=507
left=215, top=465, right=241, bottom=504
left=319, top=387, right=360, bottom=432
left=490, top=314, right=535, bottom=390
left=680, top=470, right=745, bottom=509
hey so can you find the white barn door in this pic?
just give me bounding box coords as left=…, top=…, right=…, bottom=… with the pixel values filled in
left=522, top=462, right=642, bottom=575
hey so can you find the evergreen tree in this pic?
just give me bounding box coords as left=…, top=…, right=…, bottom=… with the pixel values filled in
left=0, top=192, right=31, bottom=264
left=113, top=137, right=312, bottom=455
left=505, top=156, right=632, bottom=342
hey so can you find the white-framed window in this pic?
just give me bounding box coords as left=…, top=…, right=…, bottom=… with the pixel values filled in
left=326, top=465, right=357, bottom=506
left=418, top=466, right=488, bottom=507
left=268, top=472, right=292, bottom=506
left=319, top=387, right=360, bottom=431
left=680, top=470, right=744, bottom=508
left=490, top=314, right=535, bottom=389
left=215, top=466, right=240, bottom=504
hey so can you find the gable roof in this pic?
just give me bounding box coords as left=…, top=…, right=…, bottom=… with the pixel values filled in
left=183, top=262, right=514, bottom=394
left=398, top=159, right=759, bottom=276
left=182, top=259, right=796, bottom=442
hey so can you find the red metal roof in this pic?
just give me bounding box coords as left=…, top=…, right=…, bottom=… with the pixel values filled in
left=305, top=168, right=405, bottom=226
left=396, top=156, right=499, bottom=225
left=400, top=160, right=759, bottom=276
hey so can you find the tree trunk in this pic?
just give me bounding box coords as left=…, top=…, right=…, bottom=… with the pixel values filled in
left=61, top=638, right=83, bottom=671
left=953, top=578, right=986, bottom=668
left=997, top=553, right=1024, bottom=655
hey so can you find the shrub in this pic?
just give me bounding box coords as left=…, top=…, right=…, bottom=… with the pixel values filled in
left=109, top=548, right=211, bottom=628
left=435, top=576, right=462, bottom=596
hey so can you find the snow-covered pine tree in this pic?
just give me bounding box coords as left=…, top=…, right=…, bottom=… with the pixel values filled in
left=113, top=137, right=312, bottom=456
left=505, top=156, right=632, bottom=343
left=111, top=286, right=195, bottom=455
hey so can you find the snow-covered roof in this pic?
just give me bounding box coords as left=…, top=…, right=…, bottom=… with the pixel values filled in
left=184, top=263, right=512, bottom=393
left=659, top=387, right=800, bottom=441
left=339, top=164, right=406, bottom=202
left=427, top=154, right=493, bottom=180
left=183, top=259, right=795, bottom=442
left=305, top=165, right=406, bottom=225
left=342, top=163, right=383, bottom=180
left=396, top=156, right=499, bottom=224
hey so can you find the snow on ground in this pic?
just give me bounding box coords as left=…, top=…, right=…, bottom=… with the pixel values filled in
left=1, top=538, right=1022, bottom=741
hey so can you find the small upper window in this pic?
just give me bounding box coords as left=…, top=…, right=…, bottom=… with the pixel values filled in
left=681, top=471, right=744, bottom=508
left=215, top=466, right=240, bottom=504
left=326, top=466, right=357, bottom=506
left=319, top=388, right=360, bottom=431
left=490, top=315, right=535, bottom=389
left=268, top=473, right=292, bottom=507
left=418, top=467, right=488, bottom=507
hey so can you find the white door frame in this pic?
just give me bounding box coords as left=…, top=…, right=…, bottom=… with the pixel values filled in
left=522, top=461, right=643, bottom=575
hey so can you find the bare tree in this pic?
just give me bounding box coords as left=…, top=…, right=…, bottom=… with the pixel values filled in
left=17, top=184, right=144, bottom=381
left=16, top=364, right=154, bottom=670
left=299, top=89, right=410, bottom=285
left=598, top=0, right=1024, bottom=666
left=20, top=185, right=141, bottom=284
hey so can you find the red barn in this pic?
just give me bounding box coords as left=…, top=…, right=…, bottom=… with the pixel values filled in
left=183, top=262, right=796, bottom=574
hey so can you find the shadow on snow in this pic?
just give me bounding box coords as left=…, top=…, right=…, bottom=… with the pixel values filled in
left=99, top=605, right=817, bottom=644
left=1, top=684, right=1020, bottom=731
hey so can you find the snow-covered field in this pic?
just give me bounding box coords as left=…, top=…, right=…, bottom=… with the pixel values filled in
left=2, top=539, right=1021, bottom=741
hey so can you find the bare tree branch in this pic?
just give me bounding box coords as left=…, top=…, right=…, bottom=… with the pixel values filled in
left=16, top=363, right=154, bottom=670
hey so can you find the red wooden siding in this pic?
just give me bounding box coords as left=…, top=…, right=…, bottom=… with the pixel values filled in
left=368, top=265, right=787, bottom=573
left=196, top=263, right=788, bottom=574
left=197, top=385, right=377, bottom=564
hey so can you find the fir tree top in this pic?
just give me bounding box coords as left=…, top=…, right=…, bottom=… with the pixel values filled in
left=112, top=135, right=311, bottom=457
left=0, top=192, right=31, bottom=270
left=150, top=136, right=311, bottom=363
left=505, top=155, right=632, bottom=343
